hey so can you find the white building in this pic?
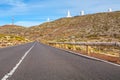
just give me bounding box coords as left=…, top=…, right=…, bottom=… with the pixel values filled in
left=80, top=10, right=85, bottom=15
left=108, top=8, right=112, bottom=12
left=67, top=10, right=72, bottom=17
left=47, top=18, right=50, bottom=22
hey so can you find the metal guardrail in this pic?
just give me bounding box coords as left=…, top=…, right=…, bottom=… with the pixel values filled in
left=48, top=42, right=120, bottom=58
left=49, top=42, right=120, bottom=47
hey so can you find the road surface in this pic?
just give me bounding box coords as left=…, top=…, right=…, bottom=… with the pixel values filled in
left=0, top=42, right=120, bottom=80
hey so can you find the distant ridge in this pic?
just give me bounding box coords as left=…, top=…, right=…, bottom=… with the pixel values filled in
left=0, top=25, right=25, bottom=28
left=0, top=25, right=29, bottom=47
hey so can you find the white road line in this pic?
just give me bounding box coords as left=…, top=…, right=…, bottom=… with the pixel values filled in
left=1, top=43, right=36, bottom=80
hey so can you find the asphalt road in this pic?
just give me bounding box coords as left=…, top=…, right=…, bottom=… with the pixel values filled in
left=0, top=42, right=34, bottom=79
left=0, top=42, right=120, bottom=80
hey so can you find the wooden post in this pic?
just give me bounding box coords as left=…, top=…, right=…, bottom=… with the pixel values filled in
left=64, top=44, right=67, bottom=49
left=86, top=45, right=90, bottom=55
left=65, top=44, right=68, bottom=49
left=73, top=45, right=76, bottom=50
left=86, top=45, right=88, bottom=54
left=56, top=44, right=60, bottom=48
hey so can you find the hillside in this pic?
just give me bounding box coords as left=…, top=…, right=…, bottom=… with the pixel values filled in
left=27, top=11, right=120, bottom=43
left=0, top=25, right=31, bottom=47
left=0, top=25, right=27, bottom=35
left=0, top=11, right=120, bottom=44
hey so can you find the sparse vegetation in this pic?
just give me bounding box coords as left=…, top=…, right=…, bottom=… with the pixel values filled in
left=0, top=34, right=30, bottom=48
left=25, top=11, right=120, bottom=43
left=0, top=11, right=120, bottom=47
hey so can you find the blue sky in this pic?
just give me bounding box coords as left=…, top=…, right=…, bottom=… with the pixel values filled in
left=0, top=0, right=120, bottom=27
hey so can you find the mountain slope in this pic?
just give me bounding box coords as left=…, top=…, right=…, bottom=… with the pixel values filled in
left=0, top=11, right=120, bottom=44
left=28, top=11, right=120, bottom=42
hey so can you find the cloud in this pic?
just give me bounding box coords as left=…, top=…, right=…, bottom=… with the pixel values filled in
left=0, top=0, right=47, bottom=17
left=0, top=0, right=27, bottom=17
left=0, top=0, right=26, bottom=6
left=15, top=21, right=43, bottom=27
left=0, top=0, right=120, bottom=27
left=0, top=0, right=26, bottom=7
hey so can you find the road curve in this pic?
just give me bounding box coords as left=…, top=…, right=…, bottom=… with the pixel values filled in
left=0, top=42, right=120, bottom=80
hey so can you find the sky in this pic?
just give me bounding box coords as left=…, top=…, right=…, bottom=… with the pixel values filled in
left=0, top=0, right=120, bottom=27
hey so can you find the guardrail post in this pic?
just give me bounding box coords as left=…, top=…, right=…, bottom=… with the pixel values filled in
left=55, top=43, right=57, bottom=47
left=64, top=44, right=66, bottom=49
left=48, top=42, right=120, bottom=59
left=64, top=44, right=68, bottom=49
left=86, top=45, right=90, bottom=55
left=73, top=45, right=76, bottom=50
left=58, top=44, right=60, bottom=48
